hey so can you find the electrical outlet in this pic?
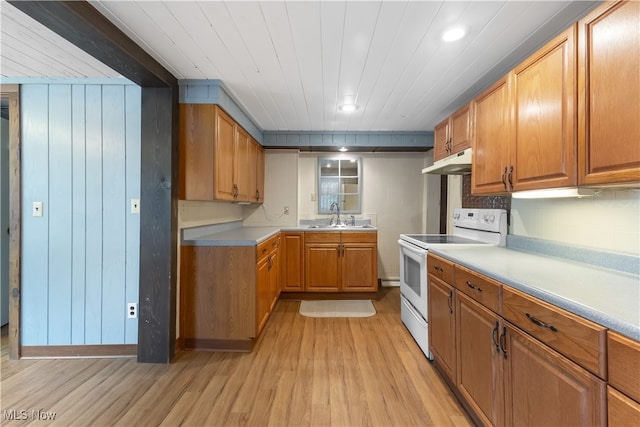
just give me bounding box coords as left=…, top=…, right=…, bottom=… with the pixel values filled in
left=310, top=193, right=316, bottom=201
left=127, top=303, right=137, bottom=319
left=131, top=199, right=140, bottom=214
left=284, top=206, right=289, bottom=215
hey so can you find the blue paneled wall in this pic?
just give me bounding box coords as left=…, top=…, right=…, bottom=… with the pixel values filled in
left=21, top=83, right=140, bottom=345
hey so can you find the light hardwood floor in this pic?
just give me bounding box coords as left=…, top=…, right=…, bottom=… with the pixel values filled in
left=1, top=288, right=472, bottom=426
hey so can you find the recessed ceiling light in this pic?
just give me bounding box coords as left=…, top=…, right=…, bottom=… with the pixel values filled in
left=339, top=147, right=348, bottom=152
left=338, top=104, right=358, bottom=112
left=442, top=27, right=466, bottom=42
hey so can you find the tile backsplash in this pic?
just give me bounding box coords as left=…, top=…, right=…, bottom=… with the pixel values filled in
left=461, top=174, right=512, bottom=211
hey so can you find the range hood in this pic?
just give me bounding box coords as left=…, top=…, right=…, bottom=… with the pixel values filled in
left=422, top=148, right=472, bottom=175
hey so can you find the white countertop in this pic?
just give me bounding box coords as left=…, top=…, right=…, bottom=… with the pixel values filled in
left=429, top=245, right=640, bottom=340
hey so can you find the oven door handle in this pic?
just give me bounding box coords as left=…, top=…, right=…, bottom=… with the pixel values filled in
left=398, top=239, right=428, bottom=257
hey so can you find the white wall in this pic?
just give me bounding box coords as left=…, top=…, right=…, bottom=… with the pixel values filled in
left=511, top=189, right=640, bottom=255
left=243, top=150, right=299, bottom=227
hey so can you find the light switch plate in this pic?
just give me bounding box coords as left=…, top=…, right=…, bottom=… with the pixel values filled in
left=131, top=199, right=140, bottom=214
left=33, top=201, right=43, bottom=217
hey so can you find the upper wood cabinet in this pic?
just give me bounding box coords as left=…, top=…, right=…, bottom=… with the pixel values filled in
left=473, top=27, right=576, bottom=194
left=511, top=25, right=577, bottom=192
left=248, top=138, right=265, bottom=203
left=433, top=103, right=472, bottom=162
left=472, top=75, right=513, bottom=194
left=577, top=0, right=640, bottom=186
left=179, top=104, right=265, bottom=202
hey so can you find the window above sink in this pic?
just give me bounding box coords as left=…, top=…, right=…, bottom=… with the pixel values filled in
left=317, top=157, right=362, bottom=214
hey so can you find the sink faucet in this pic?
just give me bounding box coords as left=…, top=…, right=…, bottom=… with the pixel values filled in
left=350, top=215, right=356, bottom=226
left=329, top=201, right=341, bottom=226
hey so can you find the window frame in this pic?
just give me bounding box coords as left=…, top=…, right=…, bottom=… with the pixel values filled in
left=317, top=156, right=362, bottom=215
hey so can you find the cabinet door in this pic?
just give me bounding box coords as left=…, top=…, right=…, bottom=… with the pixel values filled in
left=341, top=243, right=377, bottom=292
left=512, top=26, right=577, bottom=191
left=433, top=118, right=450, bottom=161
left=450, top=103, right=472, bottom=154
left=256, top=142, right=265, bottom=203
left=179, top=104, right=215, bottom=200
left=472, top=75, right=512, bottom=195
left=234, top=126, right=251, bottom=201
left=247, top=139, right=258, bottom=202
left=281, top=232, right=304, bottom=292
left=305, top=243, right=340, bottom=292
left=214, top=107, right=236, bottom=201
left=256, top=256, right=270, bottom=335
left=608, top=386, right=640, bottom=427
left=456, top=292, right=504, bottom=426
left=503, top=323, right=606, bottom=426
left=428, top=276, right=456, bottom=384
left=578, top=1, right=640, bottom=185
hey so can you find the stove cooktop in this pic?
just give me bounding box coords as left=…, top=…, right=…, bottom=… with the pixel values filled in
left=400, top=234, right=485, bottom=246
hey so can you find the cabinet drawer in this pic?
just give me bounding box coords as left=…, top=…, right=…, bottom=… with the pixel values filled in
left=341, top=231, right=377, bottom=243
left=257, top=234, right=279, bottom=262
left=305, top=231, right=341, bottom=243
left=454, top=265, right=501, bottom=313
left=427, top=253, right=454, bottom=284
left=502, top=287, right=606, bottom=378
left=608, top=332, right=640, bottom=402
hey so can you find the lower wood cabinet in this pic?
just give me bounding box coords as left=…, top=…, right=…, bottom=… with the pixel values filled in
left=428, top=253, right=608, bottom=427
left=456, top=292, right=504, bottom=427
left=428, top=274, right=457, bottom=384
left=504, top=322, right=606, bottom=426
left=281, top=232, right=304, bottom=292
left=180, top=233, right=280, bottom=351
left=304, top=231, right=378, bottom=293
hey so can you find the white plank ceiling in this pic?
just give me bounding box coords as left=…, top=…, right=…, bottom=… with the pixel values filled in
left=1, top=1, right=599, bottom=131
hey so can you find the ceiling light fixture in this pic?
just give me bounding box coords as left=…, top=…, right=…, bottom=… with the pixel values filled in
left=442, top=27, right=466, bottom=42
left=338, top=104, right=358, bottom=112
left=339, top=147, right=348, bottom=152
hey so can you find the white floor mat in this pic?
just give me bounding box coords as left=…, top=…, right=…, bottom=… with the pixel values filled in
left=299, top=300, right=376, bottom=318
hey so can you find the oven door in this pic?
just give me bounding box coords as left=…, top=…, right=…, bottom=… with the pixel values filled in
left=398, top=239, right=428, bottom=318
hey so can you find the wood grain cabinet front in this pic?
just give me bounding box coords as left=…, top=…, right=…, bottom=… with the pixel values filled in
left=180, top=233, right=280, bottom=352
left=472, top=26, right=577, bottom=195
left=433, top=103, right=472, bottom=162
left=304, top=231, right=377, bottom=292
left=577, top=0, right=640, bottom=186
left=179, top=104, right=265, bottom=203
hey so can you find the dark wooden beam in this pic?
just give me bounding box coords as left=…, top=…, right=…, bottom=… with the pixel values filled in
left=138, top=87, right=179, bottom=363
left=7, top=1, right=176, bottom=87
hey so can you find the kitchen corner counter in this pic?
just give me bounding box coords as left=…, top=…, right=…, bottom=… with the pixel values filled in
left=182, top=226, right=281, bottom=246
left=429, top=245, right=640, bottom=340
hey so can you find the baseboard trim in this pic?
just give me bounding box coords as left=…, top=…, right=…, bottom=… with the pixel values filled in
left=183, top=338, right=254, bottom=352
left=21, top=344, right=137, bottom=359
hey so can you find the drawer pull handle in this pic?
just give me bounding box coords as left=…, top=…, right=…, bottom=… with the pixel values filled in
left=434, top=265, right=443, bottom=272
left=499, top=326, right=507, bottom=359
left=526, top=313, right=558, bottom=332
left=466, top=281, right=482, bottom=292
left=447, top=291, right=453, bottom=314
